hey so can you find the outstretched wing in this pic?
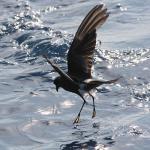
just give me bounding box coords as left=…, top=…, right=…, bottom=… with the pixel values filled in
left=43, top=55, right=76, bottom=85
left=67, top=4, right=109, bottom=81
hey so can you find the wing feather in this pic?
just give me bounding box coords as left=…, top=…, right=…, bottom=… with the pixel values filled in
left=67, top=4, right=109, bottom=81
left=43, top=55, right=76, bottom=84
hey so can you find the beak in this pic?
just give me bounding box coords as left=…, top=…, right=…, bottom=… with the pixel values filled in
left=56, top=86, right=59, bottom=92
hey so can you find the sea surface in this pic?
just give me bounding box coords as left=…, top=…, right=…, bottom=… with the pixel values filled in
left=0, top=0, right=150, bottom=149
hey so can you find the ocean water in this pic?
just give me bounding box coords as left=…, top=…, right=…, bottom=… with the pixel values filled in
left=0, top=0, right=150, bottom=149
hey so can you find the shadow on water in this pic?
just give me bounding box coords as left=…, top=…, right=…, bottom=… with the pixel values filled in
left=60, top=137, right=115, bottom=150
left=60, top=140, right=97, bottom=150
left=60, top=123, right=116, bottom=150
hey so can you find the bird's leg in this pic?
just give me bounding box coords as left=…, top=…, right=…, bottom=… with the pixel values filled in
left=88, top=92, right=96, bottom=118
left=73, top=93, right=87, bottom=124
left=73, top=100, right=86, bottom=124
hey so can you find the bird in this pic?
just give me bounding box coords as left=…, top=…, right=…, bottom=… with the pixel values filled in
left=43, top=4, right=119, bottom=124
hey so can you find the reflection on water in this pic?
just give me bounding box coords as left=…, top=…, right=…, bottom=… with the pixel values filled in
left=61, top=140, right=98, bottom=150
left=0, top=0, right=150, bottom=149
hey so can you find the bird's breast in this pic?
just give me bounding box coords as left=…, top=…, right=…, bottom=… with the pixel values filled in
left=78, top=83, right=89, bottom=97
left=79, top=83, right=86, bottom=90
left=78, top=89, right=88, bottom=97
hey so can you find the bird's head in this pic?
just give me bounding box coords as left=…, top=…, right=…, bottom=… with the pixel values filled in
left=54, top=76, right=61, bottom=92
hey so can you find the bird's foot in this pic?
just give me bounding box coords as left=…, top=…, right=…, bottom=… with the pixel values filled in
left=92, top=110, right=96, bottom=118
left=73, top=115, right=80, bottom=124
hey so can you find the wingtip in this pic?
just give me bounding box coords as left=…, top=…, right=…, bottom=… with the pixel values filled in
left=94, top=4, right=106, bottom=13
left=107, top=11, right=111, bottom=16
left=105, top=12, right=110, bottom=20
left=97, top=4, right=104, bottom=9
left=98, top=3, right=107, bottom=9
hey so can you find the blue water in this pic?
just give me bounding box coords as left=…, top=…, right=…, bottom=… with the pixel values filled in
left=0, top=0, right=150, bottom=149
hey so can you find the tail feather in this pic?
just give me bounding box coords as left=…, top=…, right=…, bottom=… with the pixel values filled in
left=85, top=77, right=120, bottom=90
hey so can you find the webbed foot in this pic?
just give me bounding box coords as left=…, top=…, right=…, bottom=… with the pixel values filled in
left=73, top=115, right=80, bottom=124
left=92, top=109, right=96, bottom=118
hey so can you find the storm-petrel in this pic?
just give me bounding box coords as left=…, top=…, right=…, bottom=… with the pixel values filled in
left=43, top=4, right=119, bottom=123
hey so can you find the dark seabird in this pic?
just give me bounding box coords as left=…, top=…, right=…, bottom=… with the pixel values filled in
left=43, top=4, right=119, bottom=123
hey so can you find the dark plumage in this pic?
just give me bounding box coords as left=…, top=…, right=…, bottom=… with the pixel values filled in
left=43, top=4, right=119, bottom=123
